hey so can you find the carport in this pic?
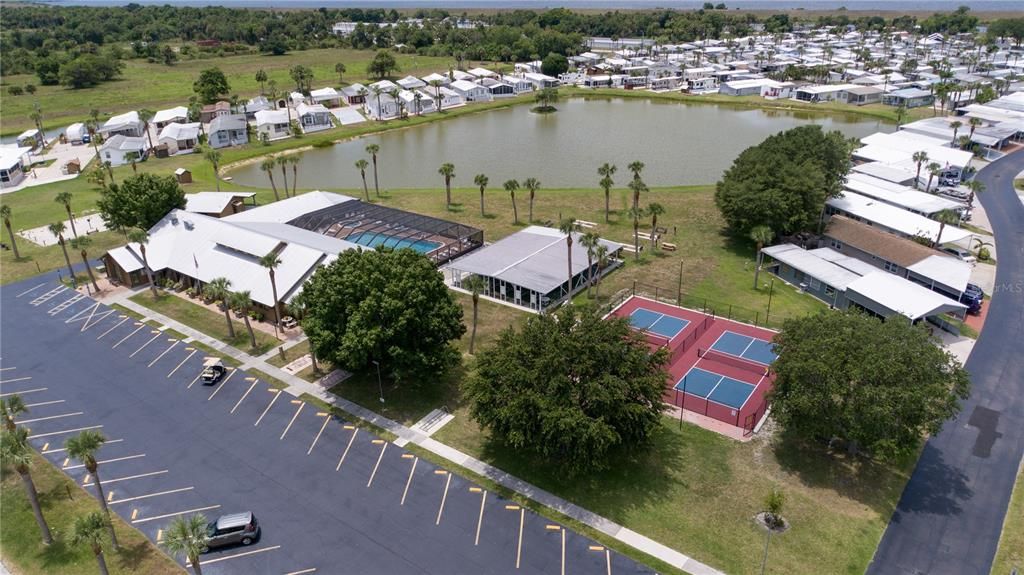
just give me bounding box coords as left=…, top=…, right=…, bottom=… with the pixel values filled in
left=845, top=271, right=968, bottom=324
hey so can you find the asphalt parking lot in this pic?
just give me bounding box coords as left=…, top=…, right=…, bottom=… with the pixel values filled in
left=1, top=274, right=654, bottom=575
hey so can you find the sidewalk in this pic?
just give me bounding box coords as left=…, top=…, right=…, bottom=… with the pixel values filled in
left=109, top=290, right=723, bottom=575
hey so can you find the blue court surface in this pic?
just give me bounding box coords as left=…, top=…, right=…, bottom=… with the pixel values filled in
left=674, top=367, right=755, bottom=410
left=346, top=232, right=442, bottom=254
left=709, top=330, right=777, bottom=365
left=629, top=308, right=690, bottom=340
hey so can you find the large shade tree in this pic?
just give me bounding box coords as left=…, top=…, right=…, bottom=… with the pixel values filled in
left=769, top=310, right=970, bottom=458
left=300, top=249, right=465, bottom=383
left=714, top=125, right=852, bottom=236
left=465, top=306, right=668, bottom=476
left=96, top=173, right=186, bottom=232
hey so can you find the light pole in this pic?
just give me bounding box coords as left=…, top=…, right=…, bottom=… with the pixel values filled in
left=765, top=277, right=775, bottom=324
left=372, top=360, right=384, bottom=404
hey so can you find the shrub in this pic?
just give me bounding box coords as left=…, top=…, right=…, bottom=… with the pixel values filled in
left=7, top=85, right=24, bottom=96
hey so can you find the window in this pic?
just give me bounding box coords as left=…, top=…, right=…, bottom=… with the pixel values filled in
left=830, top=239, right=842, bottom=250
left=884, top=260, right=899, bottom=273
left=808, top=278, right=820, bottom=290
left=825, top=285, right=836, bottom=297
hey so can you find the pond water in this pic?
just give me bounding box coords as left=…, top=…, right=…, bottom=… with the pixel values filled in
left=228, top=97, right=892, bottom=190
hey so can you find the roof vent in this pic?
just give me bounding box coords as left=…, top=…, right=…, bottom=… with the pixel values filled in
left=170, top=214, right=179, bottom=225
left=183, top=220, right=194, bottom=230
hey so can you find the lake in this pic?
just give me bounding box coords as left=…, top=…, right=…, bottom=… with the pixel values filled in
left=227, top=97, right=892, bottom=190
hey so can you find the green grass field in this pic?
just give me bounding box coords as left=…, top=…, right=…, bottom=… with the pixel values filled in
left=0, top=48, right=461, bottom=136
left=0, top=453, right=180, bottom=575
left=992, top=467, right=1024, bottom=575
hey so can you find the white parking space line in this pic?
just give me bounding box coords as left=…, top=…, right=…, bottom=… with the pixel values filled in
left=230, top=379, right=260, bottom=414
left=132, top=504, right=222, bottom=525
left=24, top=399, right=65, bottom=409
left=16, top=282, right=47, bottom=298
left=400, top=455, right=418, bottom=505
left=285, top=569, right=317, bottom=575
left=306, top=414, right=331, bottom=455
left=78, top=307, right=115, bottom=331
left=28, top=424, right=102, bottom=439
left=435, top=470, right=452, bottom=525
left=112, top=323, right=146, bottom=349
left=336, top=426, right=358, bottom=471
left=148, top=340, right=180, bottom=367
left=30, top=285, right=67, bottom=305
left=97, top=317, right=129, bottom=340
left=43, top=438, right=123, bottom=454
left=187, top=372, right=204, bottom=389
left=206, top=369, right=237, bottom=401
left=109, top=486, right=193, bottom=505
left=16, top=412, right=83, bottom=425
left=129, top=331, right=163, bottom=358
left=167, top=349, right=197, bottom=379
left=472, top=488, right=487, bottom=545
left=1, top=376, right=33, bottom=384
left=48, top=293, right=85, bottom=315
left=83, top=470, right=168, bottom=487
left=192, top=545, right=281, bottom=566
left=279, top=401, right=305, bottom=440
left=254, top=389, right=282, bottom=427
left=366, top=440, right=388, bottom=488
left=1, top=387, right=46, bottom=397
left=65, top=301, right=99, bottom=324
left=0, top=367, right=16, bottom=372
left=64, top=453, right=144, bottom=470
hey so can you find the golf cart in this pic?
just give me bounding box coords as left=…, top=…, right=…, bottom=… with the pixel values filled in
left=201, top=358, right=226, bottom=385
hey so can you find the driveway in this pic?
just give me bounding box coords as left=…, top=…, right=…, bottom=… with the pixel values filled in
left=867, top=150, right=1024, bottom=574
left=1, top=274, right=652, bottom=575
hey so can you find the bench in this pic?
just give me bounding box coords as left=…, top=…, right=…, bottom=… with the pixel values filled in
left=662, top=242, right=677, bottom=252
left=576, top=220, right=598, bottom=229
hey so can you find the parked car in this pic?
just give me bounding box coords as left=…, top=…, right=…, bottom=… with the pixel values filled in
left=201, top=358, right=226, bottom=385
left=960, top=296, right=983, bottom=315
left=941, top=246, right=977, bottom=265
left=964, top=283, right=983, bottom=299
left=205, top=512, right=260, bottom=550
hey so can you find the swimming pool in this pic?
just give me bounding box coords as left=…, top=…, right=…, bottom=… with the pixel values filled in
left=345, top=232, right=442, bottom=254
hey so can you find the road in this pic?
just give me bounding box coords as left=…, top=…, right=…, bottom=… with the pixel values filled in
left=0, top=275, right=652, bottom=575
left=867, top=150, right=1024, bottom=575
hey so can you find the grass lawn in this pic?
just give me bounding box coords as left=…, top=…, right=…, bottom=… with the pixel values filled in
left=0, top=48, right=462, bottom=136
left=0, top=453, right=181, bottom=575
left=434, top=413, right=915, bottom=575
left=266, top=340, right=309, bottom=368
left=128, top=292, right=278, bottom=356
left=247, top=368, right=290, bottom=391
left=992, top=467, right=1024, bottom=575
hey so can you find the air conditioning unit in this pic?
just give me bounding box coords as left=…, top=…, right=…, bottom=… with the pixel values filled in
left=183, top=220, right=194, bottom=230
left=799, top=282, right=809, bottom=292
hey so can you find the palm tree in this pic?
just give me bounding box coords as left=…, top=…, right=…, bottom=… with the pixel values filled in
left=127, top=228, right=158, bottom=297
left=259, top=252, right=283, bottom=335
left=428, top=79, right=444, bottom=112
left=230, top=290, right=258, bottom=350
left=523, top=178, right=540, bottom=223
left=949, top=120, right=962, bottom=145
left=334, top=62, right=347, bottom=86
left=369, top=85, right=385, bottom=120
left=504, top=179, right=520, bottom=224
left=202, top=146, right=223, bottom=192
left=647, top=202, right=665, bottom=250
left=65, top=430, right=119, bottom=550
left=389, top=88, right=405, bottom=119
left=366, top=144, right=381, bottom=196
left=72, top=512, right=112, bottom=575
left=749, top=225, right=773, bottom=289
left=289, top=155, right=300, bottom=197
left=628, top=206, right=645, bottom=262
left=925, top=162, right=942, bottom=193
left=474, top=174, right=489, bottom=217
left=255, top=69, right=268, bottom=95
left=1, top=394, right=27, bottom=432
left=55, top=191, right=78, bottom=238
left=49, top=222, right=77, bottom=287
left=206, top=277, right=236, bottom=340
left=593, top=244, right=610, bottom=301
left=277, top=155, right=290, bottom=199
left=1, top=205, right=20, bottom=260
left=462, top=275, right=486, bottom=354
left=139, top=109, right=156, bottom=152
left=598, top=163, right=616, bottom=222
left=413, top=91, right=424, bottom=116
left=968, top=116, right=982, bottom=140
left=0, top=427, right=53, bottom=545
left=579, top=232, right=601, bottom=298
left=627, top=160, right=645, bottom=184
left=70, top=236, right=101, bottom=293
left=355, top=159, right=370, bottom=201
left=558, top=219, right=578, bottom=302
left=438, top=163, right=456, bottom=209
left=162, top=513, right=209, bottom=575
left=965, top=179, right=985, bottom=208
left=261, top=158, right=280, bottom=201
left=932, top=209, right=961, bottom=248
left=912, top=151, right=929, bottom=189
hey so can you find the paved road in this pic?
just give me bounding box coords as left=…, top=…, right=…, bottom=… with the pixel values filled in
left=867, top=150, right=1024, bottom=575
left=0, top=274, right=652, bottom=575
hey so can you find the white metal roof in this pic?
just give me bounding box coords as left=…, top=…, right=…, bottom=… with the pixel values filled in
left=808, top=247, right=879, bottom=276
left=761, top=244, right=861, bottom=290
left=827, top=191, right=972, bottom=245
left=310, top=87, right=339, bottom=100
left=101, top=135, right=147, bottom=153
left=844, top=172, right=963, bottom=215
left=846, top=271, right=966, bottom=320
left=100, top=110, right=140, bottom=132
left=225, top=191, right=355, bottom=224
left=907, top=254, right=971, bottom=292
left=158, top=122, right=201, bottom=142
left=851, top=162, right=917, bottom=185
left=153, top=106, right=189, bottom=124
left=254, top=109, right=289, bottom=126
left=451, top=226, right=621, bottom=294
left=857, top=132, right=974, bottom=168
left=449, top=79, right=484, bottom=92
left=0, top=146, right=31, bottom=170
left=184, top=192, right=256, bottom=215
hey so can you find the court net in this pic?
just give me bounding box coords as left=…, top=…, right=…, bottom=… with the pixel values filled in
left=698, top=347, right=770, bottom=378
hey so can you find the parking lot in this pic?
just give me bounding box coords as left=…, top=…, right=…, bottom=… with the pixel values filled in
left=1, top=274, right=653, bottom=574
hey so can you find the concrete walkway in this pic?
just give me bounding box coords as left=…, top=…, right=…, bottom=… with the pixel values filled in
left=108, top=290, right=723, bottom=575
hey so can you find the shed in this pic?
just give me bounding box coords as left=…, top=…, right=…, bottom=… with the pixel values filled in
left=175, top=167, right=193, bottom=184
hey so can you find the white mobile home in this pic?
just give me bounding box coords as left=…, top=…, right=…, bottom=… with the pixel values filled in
left=254, top=109, right=291, bottom=141
left=100, top=135, right=148, bottom=167
left=448, top=79, right=491, bottom=102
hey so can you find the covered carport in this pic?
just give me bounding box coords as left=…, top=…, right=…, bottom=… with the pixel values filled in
left=844, top=271, right=968, bottom=326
